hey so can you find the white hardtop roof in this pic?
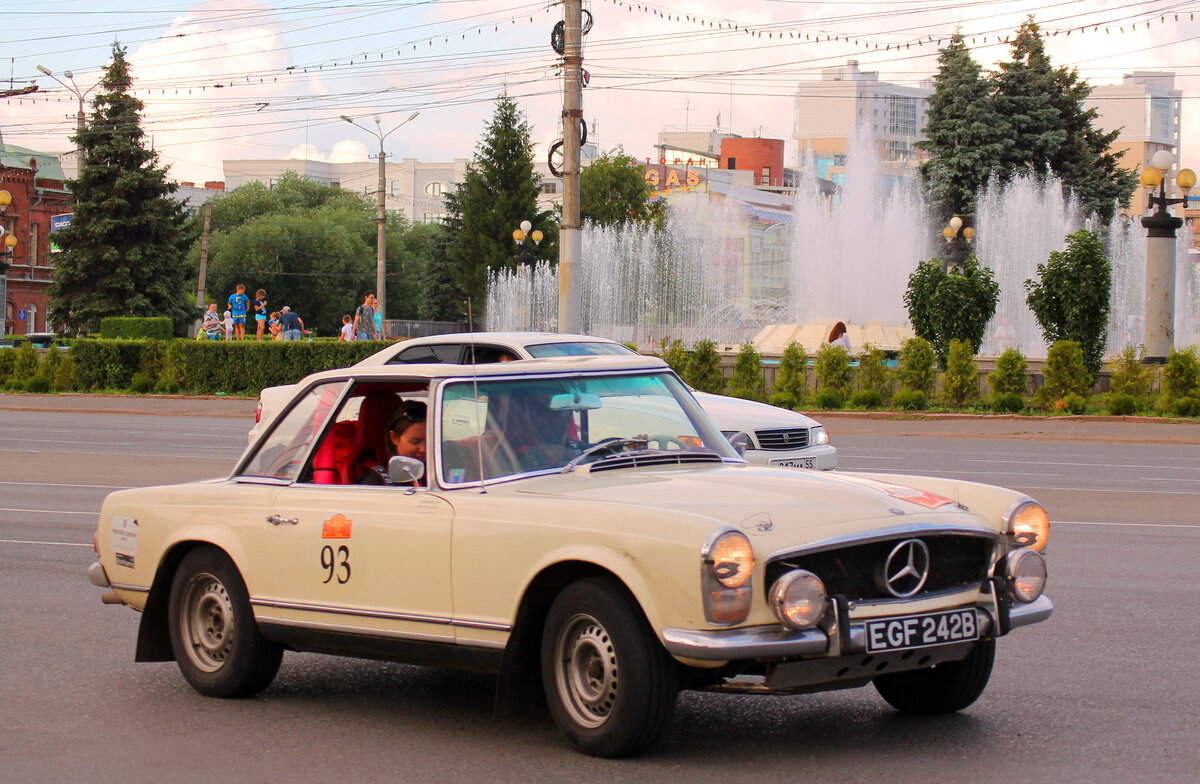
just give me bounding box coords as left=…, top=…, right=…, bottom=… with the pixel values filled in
left=400, top=331, right=621, bottom=347
left=304, top=353, right=667, bottom=384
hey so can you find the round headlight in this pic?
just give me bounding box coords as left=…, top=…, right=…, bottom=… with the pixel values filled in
left=708, top=531, right=754, bottom=588
left=769, top=569, right=827, bottom=629
left=1010, top=501, right=1050, bottom=552
left=1004, top=549, right=1047, bottom=603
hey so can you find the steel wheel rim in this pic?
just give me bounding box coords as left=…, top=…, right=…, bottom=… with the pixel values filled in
left=180, top=571, right=235, bottom=673
left=554, top=612, right=618, bottom=729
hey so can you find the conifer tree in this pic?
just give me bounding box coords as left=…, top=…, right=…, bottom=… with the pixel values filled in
left=917, top=31, right=1010, bottom=222
left=49, top=42, right=192, bottom=335
left=443, top=95, right=553, bottom=316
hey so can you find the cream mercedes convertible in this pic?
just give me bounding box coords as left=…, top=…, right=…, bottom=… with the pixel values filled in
left=91, top=355, right=1051, bottom=757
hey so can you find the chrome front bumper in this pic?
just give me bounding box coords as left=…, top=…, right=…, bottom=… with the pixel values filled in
left=663, top=594, right=1053, bottom=662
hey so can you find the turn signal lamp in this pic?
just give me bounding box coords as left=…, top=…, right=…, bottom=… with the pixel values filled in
left=1004, top=549, right=1047, bottom=603
left=769, top=570, right=827, bottom=629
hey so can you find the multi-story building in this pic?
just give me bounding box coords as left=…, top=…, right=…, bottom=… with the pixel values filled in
left=792, top=60, right=931, bottom=191
left=1086, top=71, right=1183, bottom=216
left=1, top=143, right=70, bottom=336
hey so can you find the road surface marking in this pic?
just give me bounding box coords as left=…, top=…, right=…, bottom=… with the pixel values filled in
left=0, top=538, right=92, bottom=547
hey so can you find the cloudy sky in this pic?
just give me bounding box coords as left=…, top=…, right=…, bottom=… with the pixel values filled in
left=2, top=0, right=1198, bottom=185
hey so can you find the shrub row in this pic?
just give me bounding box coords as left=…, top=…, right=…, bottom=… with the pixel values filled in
left=0, top=338, right=388, bottom=395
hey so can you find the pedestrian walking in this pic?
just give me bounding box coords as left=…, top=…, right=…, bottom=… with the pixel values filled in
left=353, top=292, right=378, bottom=341
left=253, top=289, right=268, bottom=341
left=372, top=293, right=383, bottom=339
left=279, top=306, right=305, bottom=341
left=228, top=284, right=249, bottom=340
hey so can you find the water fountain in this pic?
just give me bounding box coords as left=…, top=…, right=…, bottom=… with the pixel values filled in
left=486, top=128, right=1200, bottom=356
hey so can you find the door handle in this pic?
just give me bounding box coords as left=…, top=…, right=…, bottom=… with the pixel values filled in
left=266, top=514, right=299, bottom=526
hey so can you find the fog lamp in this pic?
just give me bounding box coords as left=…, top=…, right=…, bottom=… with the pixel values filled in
left=769, top=569, right=827, bottom=629
left=1004, top=549, right=1047, bottom=603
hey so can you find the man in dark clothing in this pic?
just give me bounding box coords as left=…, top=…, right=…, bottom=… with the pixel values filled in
left=279, top=306, right=305, bottom=341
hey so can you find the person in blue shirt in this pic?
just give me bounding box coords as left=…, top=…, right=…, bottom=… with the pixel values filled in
left=252, top=289, right=268, bottom=341
left=228, top=284, right=250, bottom=340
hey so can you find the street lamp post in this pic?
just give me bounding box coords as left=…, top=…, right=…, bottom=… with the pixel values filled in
left=36, top=65, right=96, bottom=175
left=940, top=215, right=975, bottom=273
left=1139, top=150, right=1195, bottom=362
left=0, top=189, right=13, bottom=340
left=340, top=111, right=420, bottom=322
left=512, top=220, right=544, bottom=266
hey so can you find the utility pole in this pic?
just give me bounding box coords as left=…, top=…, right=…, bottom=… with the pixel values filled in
left=558, top=0, right=584, bottom=334
left=376, top=139, right=387, bottom=319
left=195, top=202, right=212, bottom=308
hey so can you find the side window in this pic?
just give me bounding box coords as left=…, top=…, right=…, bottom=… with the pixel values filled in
left=390, top=343, right=463, bottom=364
left=239, top=382, right=346, bottom=480
left=465, top=344, right=518, bottom=364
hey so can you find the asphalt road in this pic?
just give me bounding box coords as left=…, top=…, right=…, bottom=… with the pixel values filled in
left=2, top=396, right=1198, bottom=782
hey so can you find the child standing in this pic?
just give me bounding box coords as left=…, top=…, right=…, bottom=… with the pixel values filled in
left=253, top=289, right=268, bottom=341
left=228, top=284, right=249, bottom=340
left=222, top=309, right=233, bottom=341
left=339, top=314, right=354, bottom=342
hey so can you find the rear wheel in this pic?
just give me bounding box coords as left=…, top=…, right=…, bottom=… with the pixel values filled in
left=873, top=638, right=995, bottom=714
left=168, top=547, right=282, bottom=698
left=541, top=577, right=678, bottom=757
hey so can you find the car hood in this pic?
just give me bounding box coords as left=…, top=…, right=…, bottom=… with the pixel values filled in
left=691, top=391, right=820, bottom=430
left=512, top=463, right=996, bottom=543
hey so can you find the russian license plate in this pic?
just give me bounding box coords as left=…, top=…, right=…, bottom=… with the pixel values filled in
left=770, top=457, right=816, bottom=469
left=865, top=609, right=979, bottom=653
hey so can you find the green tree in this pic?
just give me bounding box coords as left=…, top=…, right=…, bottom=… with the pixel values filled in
left=1108, top=345, right=1156, bottom=399
left=943, top=339, right=979, bottom=408
left=418, top=226, right=467, bottom=322
left=386, top=219, right=438, bottom=320
left=685, top=339, right=725, bottom=393
left=772, top=342, right=809, bottom=401
left=813, top=343, right=853, bottom=397
left=581, top=150, right=665, bottom=228
left=657, top=338, right=689, bottom=377
left=443, top=95, right=555, bottom=316
left=855, top=343, right=892, bottom=399
left=898, top=337, right=937, bottom=394
left=1162, top=346, right=1200, bottom=402
left=49, top=43, right=193, bottom=335
left=991, top=18, right=1136, bottom=222
left=989, top=347, right=1029, bottom=396
left=1025, top=228, right=1111, bottom=382
left=904, top=254, right=1000, bottom=368
left=1037, top=340, right=1091, bottom=408
left=728, top=342, right=766, bottom=401
left=917, top=31, right=1011, bottom=221
left=198, top=173, right=378, bottom=335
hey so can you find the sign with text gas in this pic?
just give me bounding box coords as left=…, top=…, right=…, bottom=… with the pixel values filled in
left=643, top=160, right=707, bottom=192
left=50, top=213, right=72, bottom=253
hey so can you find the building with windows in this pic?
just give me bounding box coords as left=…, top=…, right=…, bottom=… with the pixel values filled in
left=792, top=60, right=931, bottom=190
left=223, top=142, right=595, bottom=223
left=1086, top=71, right=1183, bottom=216
left=1, top=143, right=70, bottom=336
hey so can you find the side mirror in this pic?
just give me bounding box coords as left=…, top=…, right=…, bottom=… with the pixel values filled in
left=387, top=455, right=425, bottom=485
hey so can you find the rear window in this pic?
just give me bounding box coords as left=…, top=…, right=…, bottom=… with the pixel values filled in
left=525, top=342, right=634, bottom=358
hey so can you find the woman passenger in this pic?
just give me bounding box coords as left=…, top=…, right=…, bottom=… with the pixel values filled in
left=359, top=401, right=427, bottom=485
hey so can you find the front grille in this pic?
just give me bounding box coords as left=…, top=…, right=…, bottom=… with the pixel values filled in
left=588, top=452, right=723, bottom=473
left=755, top=428, right=810, bottom=450
left=766, top=534, right=994, bottom=604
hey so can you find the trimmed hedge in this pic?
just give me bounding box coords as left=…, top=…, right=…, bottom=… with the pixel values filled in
left=100, top=317, right=174, bottom=340
left=71, top=338, right=388, bottom=394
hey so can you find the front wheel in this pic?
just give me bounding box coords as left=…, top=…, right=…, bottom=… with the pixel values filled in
left=168, top=546, right=282, bottom=698
left=873, top=637, right=995, bottom=714
left=541, top=577, right=678, bottom=757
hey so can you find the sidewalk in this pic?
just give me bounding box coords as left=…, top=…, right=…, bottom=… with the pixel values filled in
left=2, top=392, right=1197, bottom=444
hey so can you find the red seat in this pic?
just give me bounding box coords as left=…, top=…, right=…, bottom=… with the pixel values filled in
left=339, top=392, right=401, bottom=485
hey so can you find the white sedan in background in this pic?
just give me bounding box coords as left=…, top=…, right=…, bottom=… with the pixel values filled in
left=251, top=333, right=836, bottom=470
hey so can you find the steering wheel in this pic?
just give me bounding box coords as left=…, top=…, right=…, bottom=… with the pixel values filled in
left=645, top=434, right=688, bottom=450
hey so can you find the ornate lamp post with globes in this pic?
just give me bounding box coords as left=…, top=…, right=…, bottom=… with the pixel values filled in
left=1140, top=150, right=1196, bottom=362
left=0, top=189, right=14, bottom=339
left=512, top=220, right=543, bottom=265
left=940, top=215, right=975, bottom=273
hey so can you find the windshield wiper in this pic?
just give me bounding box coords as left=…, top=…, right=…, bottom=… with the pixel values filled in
left=562, top=438, right=649, bottom=473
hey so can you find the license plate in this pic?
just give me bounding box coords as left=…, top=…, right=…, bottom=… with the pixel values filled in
left=865, top=609, right=979, bottom=653
left=770, top=457, right=815, bottom=469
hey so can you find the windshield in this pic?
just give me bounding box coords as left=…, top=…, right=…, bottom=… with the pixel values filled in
left=524, top=341, right=635, bottom=358
left=437, top=372, right=737, bottom=484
